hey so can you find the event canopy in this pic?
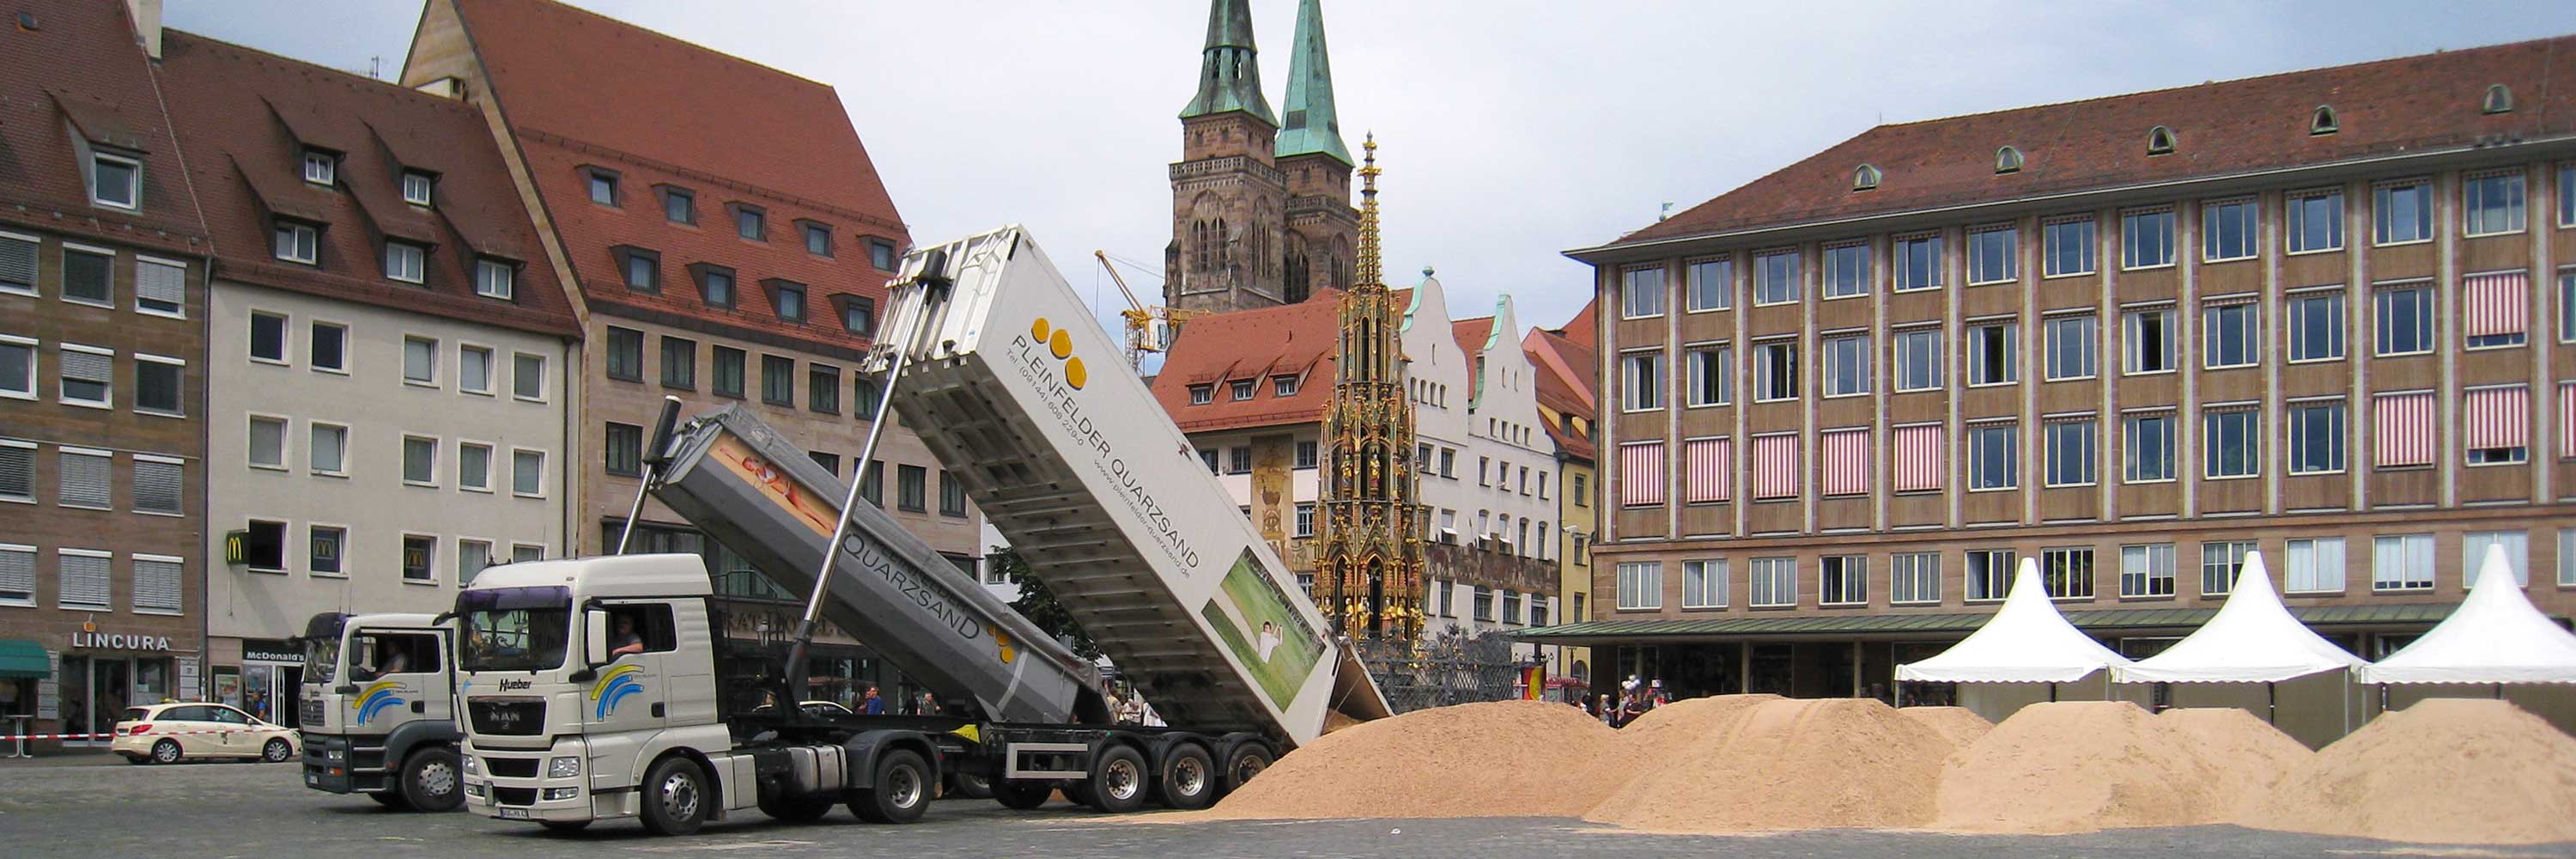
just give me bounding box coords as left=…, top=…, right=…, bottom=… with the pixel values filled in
left=2114, top=551, right=2366, bottom=684
left=2357, top=545, right=2576, bottom=685
left=1896, top=558, right=2132, bottom=683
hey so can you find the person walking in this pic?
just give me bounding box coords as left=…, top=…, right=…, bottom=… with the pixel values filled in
left=860, top=685, right=884, bottom=715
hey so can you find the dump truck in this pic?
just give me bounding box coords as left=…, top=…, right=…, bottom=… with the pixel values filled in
left=449, top=226, right=1388, bottom=835
left=295, top=612, right=465, bottom=811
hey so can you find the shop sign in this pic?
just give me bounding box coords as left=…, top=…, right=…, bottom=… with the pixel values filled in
left=242, top=640, right=303, bottom=663
left=70, top=631, right=174, bottom=652
left=178, top=657, right=200, bottom=700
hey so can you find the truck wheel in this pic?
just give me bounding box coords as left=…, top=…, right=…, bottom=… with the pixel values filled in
left=1157, top=743, right=1217, bottom=810
left=370, top=790, right=414, bottom=809
left=639, top=756, right=710, bottom=836
left=399, top=746, right=464, bottom=812
left=951, top=771, right=993, bottom=800
left=993, top=779, right=1053, bottom=810
left=1218, top=742, right=1273, bottom=795
left=848, top=749, right=930, bottom=825
left=1083, top=745, right=1148, bottom=813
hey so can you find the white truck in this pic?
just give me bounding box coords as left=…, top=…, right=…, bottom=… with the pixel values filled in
left=448, top=227, right=1388, bottom=835
left=295, top=612, right=465, bottom=811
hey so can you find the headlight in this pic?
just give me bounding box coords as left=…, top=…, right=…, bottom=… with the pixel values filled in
left=465, top=783, right=486, bottom=798
left=461, top=756, right=479, bottom=775
left=547, top=756, right=580, bottom=778
left=326, top=750, right=346, bottom=761
left=543, top=787, right=580, bottom=801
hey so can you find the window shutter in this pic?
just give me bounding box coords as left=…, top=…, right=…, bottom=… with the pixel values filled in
left=137, top=260, right=185, bottom=307
left=1753, top=435, right=1801, bottom=499
left=0, top=235, right=34, bottom=289
left=1820, top=428, right=1870, bottom=497
left=2463, top=271, right=2530, bottom=337
left=133, top=459, right=182, bottom=514
left=2464, top=386, right=2530, bottom=451
left=1682, top=438, right=1730, bottom=503
left=60, top=553, right=110, bottom=608
left=1893, top=425, right=1946, bottom=492
left=2373, top=392, right=2434, bottom=466
left=0, top=547, right=33, bottom=598
left=1618, top=441, right=1665, bottom=507
left=133, top=557, right=181, bottom=612
left=58, top=452, right=110, bottom=508
left=60, top=350, right=111, bottom=383
left=0, top=445, right=31, bottom=498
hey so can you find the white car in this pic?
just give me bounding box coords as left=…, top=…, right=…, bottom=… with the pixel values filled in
left=110, top=702, right=301, bottom=765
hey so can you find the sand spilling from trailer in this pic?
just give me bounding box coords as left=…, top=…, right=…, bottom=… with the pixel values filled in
left=1585, top=698, right=1955, bottom=832
left=1204, top=700, right=1628, bottom=819
left=2242, top=698, right=2576, bottom=844
left=1934, top=701, right=2294, bottom=834
left=1897, top=706, right=1993, bottom=749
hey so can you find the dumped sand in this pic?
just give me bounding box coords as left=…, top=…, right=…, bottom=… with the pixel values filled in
left=2242, top=698, right=2576, bottom=844
left=1898, top=706, right=1993, bottom=749
left=1935, top=701, right=2252, bottom=834
left=1586, top=698, right=1954, bottom=832
left=1613, top=693, right=1780, bottom=758
left=2155, top=707, right=2310, bottom=799
left=1321, top=710, right=1363, bottom=735
left=1206, top=700, right=1627, bottom=819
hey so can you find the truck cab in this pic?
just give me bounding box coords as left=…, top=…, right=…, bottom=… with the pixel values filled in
left=298, top=612, right=464, bottom=811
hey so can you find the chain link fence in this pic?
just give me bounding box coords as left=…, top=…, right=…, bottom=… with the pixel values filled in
left=1352, top=630, right=1527, bottom=714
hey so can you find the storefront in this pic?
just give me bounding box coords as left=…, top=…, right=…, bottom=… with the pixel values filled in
left=229, top=639, right=306, bottom=728
left=44, top=629, right=191, bottom=746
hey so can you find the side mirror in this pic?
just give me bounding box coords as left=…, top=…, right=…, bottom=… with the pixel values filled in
left=583, top=609, right=611, bottom=668
left=334, top=684, right=359, bottom=695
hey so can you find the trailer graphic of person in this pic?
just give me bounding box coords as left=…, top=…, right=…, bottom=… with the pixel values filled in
left=1200, top=549, right=1321, bottom=709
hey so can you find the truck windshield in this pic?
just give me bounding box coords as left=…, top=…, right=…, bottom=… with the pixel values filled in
left=301, top=612, right=349, bottom=684
left=456, top=586, right=572, bottom=673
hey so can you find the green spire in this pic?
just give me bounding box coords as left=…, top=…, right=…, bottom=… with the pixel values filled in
left=1273, top=0, right=1351, bottom=165
left=1179, top=0, right=1277, bottom=125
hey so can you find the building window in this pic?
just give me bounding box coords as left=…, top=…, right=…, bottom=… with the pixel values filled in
left=251, top=314, right=295, bottom=367
left=1966, top=226, right=2016, bottom=284
left=401, top=171, right=434, bottom=206
left=459, top=259, right=513, bottom=302
left=301, top=150, right=336, bottom=186
left=2203, top=409, right=2258, bottom=478
left=809, top=364, right=840, bottom=413
left=1616, top=561, right=1663, bottom=610
left=1230, top=379, right=1255, bottom=401
left=2464, top=386, right=2530, bottom=464
left=273, top=222, right=319, bottom=264
left=458, top=442, right=491, bottom=491
left=804, top=222, right=833, bottom=256
left=1272, top=374, right=1300, bottom=397
left=939, top=471, right=968, bottom=517
left=2285, top=538, right=2347, bottom=594
left=1894, top=234, right=1941, bottom=291
left=2372, top=533, right=2434, bottom=591
left=1619, top=266, right=1666, bottom=319
left=2286, top=293, right=2344, bottom=362
left=869, top=239, right=899, bottom=271
left=736, top=205, right=767, bottom=241
left=2562, top=164, right=2575, bottom=228
left=1741, top=250, right=1801, bottom=307
left=1820, top=555, right=1867, bottom=606
left=53, top=448, right=108, bottom=509
left=605, top=422, right=642, bottom=476
left=854, top=375, right=883, bottom=414
left=2121, top=209, right=2174, bottom=269
left=1821, top=334, right=1869, bottom=397
left=1965, top=549, right=2015, bottom=601
left=512, top=449, right=544, bottom=497
left=1292, top=502, right=1315, bottom=538
left=2042, top=218, right=2095, bottom=277
left=1188, top=384, right=1212, bottom=405
left=1966, top=321, right=2016, bottom=386
left=1822, top=243, right=1870, bottom=298
left=2044, top=419, right=2097, bottom=487
left=775, top=283, right=806, bottom=322
left=2464, top=171, right=2527, bottom=236
left=125, top=554, right=178, bottom=612
left=1228, top=447, right=1252, bottom=474
left=2374, top=180, right=2432, bottom=244
left=56, top=344, right=110, bottom=407
left=2042, top=547, right=2094, bottom=600
left=1686, top=258, right=1732, bottom=311
left=896, top=465, right=927, bottom=512
left=402, top=435, right=437, bottom=486
left=1967, top=423, right=2018, bottom=490
left=310, top=526, right=345, bottom=576
left=512, top=353, right=544, bottom=401
left=0, top=338, right=27, bottom=399
left=2311, top=104, right=2339, bottom=134
left=2287, top=190, right=2343, bottom=253
left=0, top=234, right=36, bottom=295
left=2202, top=302, right=2258, bottom=369
left=1686, top=344, right=1733, bottom=405
left=402, top=336, right=437, bottom=385
left=1888, top=553, right=1939, bottom=605
left=1623, top=350, right=1662, bottom=411
left=302, top=321, right=344, bottom=372
left=2564, top=530, right=2576, bottom=588
left=403, top=535, right=434, bottom=582
left=2201, top=540, right=2256, bottom=595
left=58, top=551, right=111, bottom=609
left=57, top=247, right=111, bottom=306
left=859, top=460, right=884, bottom=505
left=838, top=296, right=874, bottom=335
left=1295, top=440, right=1318, bottom=469
left=91, top=153, right=141, bottom=210
left=587, top=170, right=617, bottom=206
left=1994, top=145, right=2024, bottom=174
left=2119, top=544, right=2176, bottom=598
left=603, top=326, right=644, bottom=379
left=2202, top=198, right=2257, bottom=261
left=2121, top=307, right=2177, bottom=374
left=656, top=336, right=695, bottom=390
left=247, top=416, right=286, bottom=469
left=1892, top=329, right=1941, bottom=392
left=2043, top=314, right=2096, bottom=381
left=1668, top=558, right=1724, bottom=608
left=135, top=355, right=183, bottom=416
left=2374, top=286, right=2434, bottom=356
left=1748, top=557, right=1796, bottom=608
left=623, top=249, right=659, bottom=290
left=134, top=257, right=184, bottom=317
left=663, top=187, right=694, bottom=223
left=2287, top=400, right=2346, bottom=474
left=0, top=442, right=32, bottom=503
left=761, top=355, right=794, bottom=405
left=1198, top=449, right=1218, bottom=473
left=1753, top=341, right=1797, bottom=401
left=308, top=423, right=346, bottom=475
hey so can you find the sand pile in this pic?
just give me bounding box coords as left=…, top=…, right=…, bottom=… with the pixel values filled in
left=1321, top=710, right=1363, bottom=735
left=1935, top=701, right=2251, bottom=833
left=2154, top=707, right=2309, bottom=800
left=1587, top=698, right=1954, bottom=832
left=2242, top=698, right=2576, bottom=844
left=1898, top=706, right=1993, bottom=749
left=1612, top=693, right=1779, bottom=758
left=1206, top=700, right=1627, bottom=819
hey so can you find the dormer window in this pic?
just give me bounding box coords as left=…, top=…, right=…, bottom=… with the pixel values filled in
left=302, top=149, right=337, bottom=186
left=2310, top=105, right=2338, bottom=135
left=1273, top=374, right=1300, bottom=396
left=2147, top=125, right=2176, bottom=155
left=659, top=186, right=695, bottom=224
left=272, top=221, right=319, bottom=265
left=383, top=241, right=427, bottom=283
left=400, top=170, right=434, bottom=206
left=690, top=263, right=736, bottom=308
left=1994, top=146, right=2024, bottom=174
left=1851, top=163, right=1881, bottom=192
left=613, top=245, right=660, bottom=291
left=868, top=238, right=898, bottom=271
left=89, top=152, right=140, bottom=210
left=801, top=221, right=833, bottom=257
left=586, top=168, right=620, bottom=206
left=763, top=278, right=807, bottom=322
left=837, top=295, right=875, bottom=335
left=732, top=204, right=767, bottom=241
left=1188, top=384, right=1212, bottom=405
left=475, top=259, right=515, bottom=300
left=2483, top=84, right=2513, bottom=114
left=1230, top=379, right=1255, bottom=400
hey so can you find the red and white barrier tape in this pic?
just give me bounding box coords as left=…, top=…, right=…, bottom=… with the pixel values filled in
left=0, top=727, right=273, bottom=742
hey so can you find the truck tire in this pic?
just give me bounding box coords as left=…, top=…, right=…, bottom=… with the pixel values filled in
left=1218, top=742, right=1273, bottom=795
left=758, top=790, right=835, bottom=823
left=639, top=756, right=711, bottom=836
left=993, top=779, right=1053, bottom=810
left=398, top=746, right=464, bottom=813
left=848, top=748, right=930, bottom=825
left=1157, top=743, right=1217, bottom=811
left=1082, top=745, right=1148, bottom=814
left=950, top=771, right=993, bottom=800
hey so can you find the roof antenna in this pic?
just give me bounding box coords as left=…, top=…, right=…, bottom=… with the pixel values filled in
left=369, top=56, right=381, bottom=80
left=1658, top=202, right=1674, bottom=222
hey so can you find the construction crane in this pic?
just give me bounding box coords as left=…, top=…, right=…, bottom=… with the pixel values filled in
left=1094, top=250, right=1200, bottom=369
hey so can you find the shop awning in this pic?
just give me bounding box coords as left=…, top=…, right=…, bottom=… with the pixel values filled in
left=0, top=639, right=50, bottom=679
left=1514, top=601, right=2461, bottom=645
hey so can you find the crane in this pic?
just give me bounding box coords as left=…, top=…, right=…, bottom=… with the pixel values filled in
left=1094, top=250, right=1199, bottom=369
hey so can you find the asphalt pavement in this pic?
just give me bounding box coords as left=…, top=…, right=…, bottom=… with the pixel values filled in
left=3, top=753, right=2570, bottom=858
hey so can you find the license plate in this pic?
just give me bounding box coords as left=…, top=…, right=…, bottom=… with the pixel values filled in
left=500, top=808, right=530, bottom=820
left=304, top=775, right=318, bottom=785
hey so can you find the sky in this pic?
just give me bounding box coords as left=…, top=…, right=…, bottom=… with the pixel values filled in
left=168, top=0, right=2573, bottom=344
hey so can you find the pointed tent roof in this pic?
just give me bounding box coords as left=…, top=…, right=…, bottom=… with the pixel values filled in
left=2113, top=551, right=2367, bottom=684
left=1274, top=0, right=1351, bottom=165
left=1895, top=558, right=2134, bottom=683
left=2358, top=545, right=2576, bottom=685
left=1179, top=0, right=1276, bottom=124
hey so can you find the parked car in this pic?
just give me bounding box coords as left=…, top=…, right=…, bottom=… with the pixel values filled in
left=110, top=702, right=301, bottom=765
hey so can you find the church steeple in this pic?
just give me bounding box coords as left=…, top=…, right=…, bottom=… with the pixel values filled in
left=1179, top=0, right=1276, bottom=125
left=1274, top=0, right=1352, bottom=166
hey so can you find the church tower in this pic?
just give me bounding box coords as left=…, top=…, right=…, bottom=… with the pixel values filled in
left=1318, top=137, right=1425, bottom=641
left=1274, top=0, right=1358, bottom=305
left=1167, top=0, right=1288, bottom=314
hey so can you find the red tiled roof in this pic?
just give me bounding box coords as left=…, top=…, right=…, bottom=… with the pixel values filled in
left=0, top=1, right=207, bottom=254
left=447, top=0, right=910, bottom=356
left=156, top=30, right=579, bottom=338
left=1556, top=296, right=1596, bottom=350
left=1523, top=328, right=1597, bottom=462
left=1450, top=316, right=1493, bottom=359
left=1149, top=291, right=1343, bottom=433
left=1609, top=34, right=2576, bottom=248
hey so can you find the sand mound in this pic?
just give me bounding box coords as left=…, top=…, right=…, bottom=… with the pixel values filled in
left=1321, top=710, right=1363, bottom=735
left=1613, top=693, right=1780, bottom=758
left=1899, top=706, right=1992, bottom=749
left=2243, top=698, right=2576, bottom=844
left=1206, top=700, right=1626, bottom=819
left=2154, top=708, right=2309, bottom=798
left=1935, top=701, right=2247, bottom=833
left=1587, top=698, right=1953, bottom=832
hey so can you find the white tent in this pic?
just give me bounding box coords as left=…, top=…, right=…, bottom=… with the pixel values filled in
left=1896, top=557, right=2132, bottom=683
left=2358, top=545, right=2576, bottom=685
left=2114, top=551, right=2366, bottom=683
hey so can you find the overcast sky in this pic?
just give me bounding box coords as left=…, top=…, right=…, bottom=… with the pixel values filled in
left=171, top=1, right=2569, bottom=341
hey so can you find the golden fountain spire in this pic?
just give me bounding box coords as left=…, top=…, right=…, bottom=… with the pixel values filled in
left=1355, top=132, right=1382, bottom=293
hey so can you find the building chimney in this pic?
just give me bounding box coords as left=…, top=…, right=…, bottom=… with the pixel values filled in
left=125, top=0, right=161, bottom=59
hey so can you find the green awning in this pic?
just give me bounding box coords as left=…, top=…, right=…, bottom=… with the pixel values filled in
left=0, top=638, right=50, bottom=679
left=1514, top=602, right=2467, bottom=644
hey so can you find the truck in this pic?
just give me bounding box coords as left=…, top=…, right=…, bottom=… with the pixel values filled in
left=450, top=226, right=1389, bottom=835
left=295, top=612, right=466, bottom=812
